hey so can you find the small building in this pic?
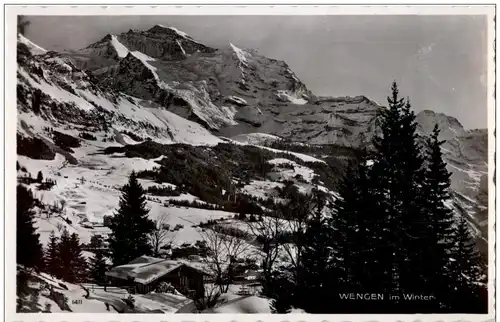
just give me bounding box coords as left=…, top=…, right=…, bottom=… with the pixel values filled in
left=234, top=269, right=262, bottom=282
left=105, top=256, right=210, bottom=299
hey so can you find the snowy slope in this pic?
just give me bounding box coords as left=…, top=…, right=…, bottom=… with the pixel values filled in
left=16, top=30, right=489, bottom=314
left=18, top=34, right=47, bottom=55
left=18, top=268, right=191, bottom=313
left=17, top=42, right=221, bottom=146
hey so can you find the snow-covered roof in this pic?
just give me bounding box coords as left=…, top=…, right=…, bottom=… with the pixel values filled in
left=106, top=256, right=210, bottom=285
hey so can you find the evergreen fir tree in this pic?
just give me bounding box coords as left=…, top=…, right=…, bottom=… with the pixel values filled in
left=262, top=82, right=487, bottom=314
left=448, top=216, right=486, bottom=312
left=36, top=171, right=43, bottom=183
left=419, top=124, right=457, bottom=310
left=90, top=236, right=108, bottom=285
left=369, top=83, right=428, bottom=311
left=295, top=189, right=333, bottom=313
left=108, top=171, right=155, bottom=265
left=268, top=270, right=294, bottom=313
left=17, top=185, right=44, bottom=270
left=330, top=152, right=387, bottom=312
left=45, top=230, right=60, bottom=277
left=57, top=228, right=72, bottom=280
left=90, top=249, right=108, bottom=285
left=69, top=233, right=88, bottom=282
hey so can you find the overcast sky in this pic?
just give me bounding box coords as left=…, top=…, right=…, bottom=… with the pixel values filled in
left=25, top=15, right=488, bottom=129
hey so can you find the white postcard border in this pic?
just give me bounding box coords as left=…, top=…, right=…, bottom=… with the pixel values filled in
left=4, top=4, right=496, bottom=322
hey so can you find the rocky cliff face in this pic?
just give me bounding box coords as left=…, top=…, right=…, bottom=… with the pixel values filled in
left=16, top=35, right=221, bottom=147
left=16, top=27, right=489, bottom=249
left=70, top=26, right=384, bottom=148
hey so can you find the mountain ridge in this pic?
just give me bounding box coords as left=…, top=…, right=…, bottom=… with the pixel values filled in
left=16, top=28, right=488, bottom=260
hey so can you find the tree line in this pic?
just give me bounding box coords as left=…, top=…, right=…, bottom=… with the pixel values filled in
left=16, top=83, right=488, bottom=314
left=262, top=82, right=487, bottom=313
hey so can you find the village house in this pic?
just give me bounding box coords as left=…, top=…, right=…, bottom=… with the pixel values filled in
left=105, top=256, right=210, bottom=299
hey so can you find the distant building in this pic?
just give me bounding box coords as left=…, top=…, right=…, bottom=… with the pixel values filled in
left=234, top=269, right=262, bottom=282
left=105, top=256, right=210, bottom=299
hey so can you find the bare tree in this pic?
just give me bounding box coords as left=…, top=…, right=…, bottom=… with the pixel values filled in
left=247, top=188, right=323, bottom=293
left=246, top=215, right=283, bottom=287
left=193, top=283, right=223, bottom=312
left=148, top=213, right=175, bottom=257
left=200, top=227, right=250, bottom=294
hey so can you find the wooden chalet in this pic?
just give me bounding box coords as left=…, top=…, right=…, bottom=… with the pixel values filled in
left=105, top=256, right=210, bottom=299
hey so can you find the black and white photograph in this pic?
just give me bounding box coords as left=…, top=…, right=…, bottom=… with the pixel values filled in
left=8, top=5, right=495, bottom=317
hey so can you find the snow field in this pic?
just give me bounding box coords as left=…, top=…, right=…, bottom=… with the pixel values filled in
left=25, top=270, right=191, bottom=313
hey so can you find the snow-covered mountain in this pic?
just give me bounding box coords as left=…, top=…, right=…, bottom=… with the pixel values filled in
left=16, top=24, right=489, bottom=278
left=416, top=110, right=488, bottom=250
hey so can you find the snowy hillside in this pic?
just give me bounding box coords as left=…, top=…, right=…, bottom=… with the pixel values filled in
left=16, top=26, right=489, bottom=314
left=17, top=267, right=192, bottom=313
left=17, top=27, right=488, bottom=249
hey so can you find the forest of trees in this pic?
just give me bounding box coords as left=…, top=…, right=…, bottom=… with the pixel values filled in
left=15, top=82, right=488, bottom=314
left=263, top=82, right=487, bottom=313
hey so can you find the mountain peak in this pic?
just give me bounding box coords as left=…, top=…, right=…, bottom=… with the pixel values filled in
left=148, top=24, right=194, bottom=40
left=229, top=42, right=251, bottom=67
left=416, top=109, right=466, bottom=138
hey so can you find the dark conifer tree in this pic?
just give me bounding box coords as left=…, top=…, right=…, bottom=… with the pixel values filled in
left=264, top=82, right=487, bottom=314
left=268, top=271, right=294, bottom=313
left=89, top=236, right=108, bottom=285
left=57, top=228, right=72, bottom=280
left=69, top=233, right=88, bottom=282
left=367, top=83, right=428, bottom=311
left=418, top=124, right=457, bottom=310
left=447, top=216, right=486, bottom=312
left=108, top=171, right=155, bottom=265
left=36, top=171, right=43, bottom=183
left=45, top=230, right=60, bottom=277
left=369, top=82, right=409, bottom=302
left=90, top=249, right=108, bottom=285
left=330, top=152, right=388, bottom=312
left=56, top=229, right=88, bottom=282
left=295, top=189, right=333, bottom=313
left=17, top=185, right=44, bottom=270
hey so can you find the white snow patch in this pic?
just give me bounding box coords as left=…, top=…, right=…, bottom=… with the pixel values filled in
left=231, top=133, right=282, bottom=145
left=230, top=42, right=250, bottom=67
left=205, top=295, right=273, bottom=313
left=262, top=146, right=325, bottom=163
left=110, top=35, right=130, bottom=58
left=268, top=158, right=297, bottom=166
left=157, top=25, right=189, bottom=38
left=109, top=35, right=158, bottom=74
left=112, top=96, right=221, bottom=145
left=228, top=136, right=325, bottom=163
left=226, top=96, right=247, bottom=106
left=18, top=69, right=96, bottom=111
left=176, top=40, right=186, bottom=55
left=18, top=34, right=47, bottom=55
left=45, top=57, right=73, bottom=72
left=157, top=82, right=237, bottom=129
left=241, top=180, right=285, bottom=200
left=276, top=90, right=308, bottom=105
left=268, top=161, right=317, bottom=183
